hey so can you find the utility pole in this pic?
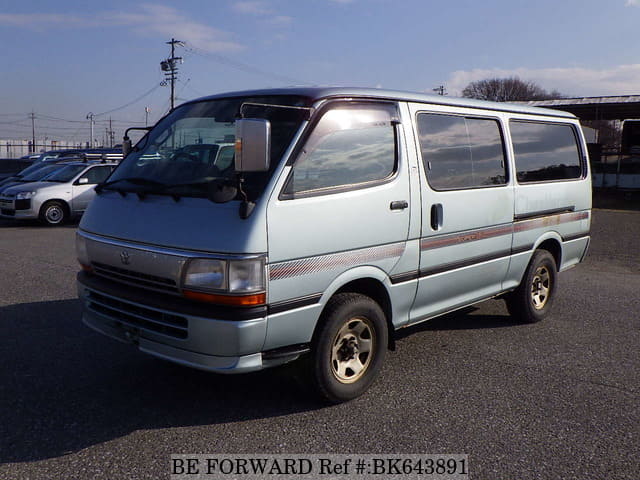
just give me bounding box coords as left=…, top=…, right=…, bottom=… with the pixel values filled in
left=29, top=112, right=36, bottom=153
left=160, top=38, right=184, bottom=110
left=86, top=112, right=95, bottom=148
left=108, top=117, right=115, bottom=147
left=144, top=106, right=151, bottom=126
left=433, top=85, right=447, bottom=96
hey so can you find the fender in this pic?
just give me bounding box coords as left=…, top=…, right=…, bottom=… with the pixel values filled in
left=317, top=265, right=391, bottom=310
left=531, top=230, right=563, bottom=251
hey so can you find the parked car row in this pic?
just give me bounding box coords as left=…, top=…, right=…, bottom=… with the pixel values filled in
left=17, top=147, right=122, bottom=165
left=0, top=158, right=118, bottom=225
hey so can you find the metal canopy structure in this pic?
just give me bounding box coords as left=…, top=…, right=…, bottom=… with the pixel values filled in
left=520, top=95, right=640, bottom=121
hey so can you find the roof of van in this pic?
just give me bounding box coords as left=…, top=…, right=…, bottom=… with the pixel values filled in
left=186, top=87, right=576, bottom=119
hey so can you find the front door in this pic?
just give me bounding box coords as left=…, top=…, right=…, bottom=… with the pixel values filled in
left=72, top=165, right=113, bottom=212
left=267, top=102, right=413, bottom=306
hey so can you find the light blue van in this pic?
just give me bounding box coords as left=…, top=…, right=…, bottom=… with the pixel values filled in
left=76, top=88, right=591, bottom=402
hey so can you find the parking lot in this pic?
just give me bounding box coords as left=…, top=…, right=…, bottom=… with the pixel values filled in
left=0, top=210, right=638, bottom=480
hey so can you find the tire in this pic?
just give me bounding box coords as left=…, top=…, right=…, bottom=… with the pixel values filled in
left=310, top=293, right=388, bottom=403
left=39, top=201, right=68, bottom=226
left=505, top=249, right=558, bottom=323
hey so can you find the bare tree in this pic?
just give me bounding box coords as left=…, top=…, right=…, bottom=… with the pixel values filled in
left=461, top=77, right=564, bottom=102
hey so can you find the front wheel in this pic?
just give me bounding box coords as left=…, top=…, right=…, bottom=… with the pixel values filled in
left=311, top=293, right=388, bottom=403
left=39, top=201, right=68, bottom=226
left=506, top=249, right=558, bottom=323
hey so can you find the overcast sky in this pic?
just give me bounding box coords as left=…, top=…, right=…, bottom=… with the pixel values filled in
left=1, top=0, right=639, bottom=142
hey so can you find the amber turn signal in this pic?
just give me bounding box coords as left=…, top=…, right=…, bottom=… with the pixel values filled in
left=183, top=290, right=266, bottom=306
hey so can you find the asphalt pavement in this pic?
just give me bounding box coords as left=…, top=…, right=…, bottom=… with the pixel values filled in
left=0, top=211, right=638, bottom=480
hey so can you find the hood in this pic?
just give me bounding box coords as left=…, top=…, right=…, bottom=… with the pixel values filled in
left=0, top=180, right=20, bottom=193
left=1, top=181, right=57, bottom=195
left=79, top=191, right=268, bottom=254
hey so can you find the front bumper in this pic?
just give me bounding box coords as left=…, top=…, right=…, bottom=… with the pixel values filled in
left=78, top=271, right=273, bottom=373
left=0, top=198, right=38, bottom=219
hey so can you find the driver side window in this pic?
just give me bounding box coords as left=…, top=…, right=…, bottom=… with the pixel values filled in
left=283, top=104, right=398, bottom=197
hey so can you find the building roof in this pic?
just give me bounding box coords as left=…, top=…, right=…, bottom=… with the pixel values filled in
left=519, top=95, right=640, bottom=120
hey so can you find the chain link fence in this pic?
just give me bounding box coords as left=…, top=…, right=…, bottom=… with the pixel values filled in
left=0, top=140, right=90, bottom=159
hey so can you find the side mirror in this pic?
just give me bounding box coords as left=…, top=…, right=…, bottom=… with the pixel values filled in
left=77, top=178, right=89, bottom=185
left=234, top=119, right=270, bottom=172
left=122, top=136, right=132, bottom=158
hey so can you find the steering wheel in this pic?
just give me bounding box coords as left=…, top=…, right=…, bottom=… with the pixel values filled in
left=172, top=152, right=197, bottom=163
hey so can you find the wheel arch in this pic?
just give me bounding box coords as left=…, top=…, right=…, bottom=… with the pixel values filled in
left=314, top=266, right=396, bottom=350
left=533, top=232, right=563, bottom=270
left=40, top=198, right=70, bottom=212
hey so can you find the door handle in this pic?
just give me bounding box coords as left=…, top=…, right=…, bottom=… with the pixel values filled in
left=390, top=200, right=408, bottom=211
left=430, top=203, right=443, bottom=230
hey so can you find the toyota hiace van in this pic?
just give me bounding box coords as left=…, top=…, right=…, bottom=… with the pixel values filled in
left=77, top=88, right=591, bottom=402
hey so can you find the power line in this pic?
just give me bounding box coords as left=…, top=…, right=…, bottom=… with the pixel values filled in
left=36, top=114, right=145, bottom=125
left=184, top=43, right=310, bottom=86
left=0, top=120, right=32, bottom=126
left=94, top=82, right=163, bottom=117
left=178, top=79, right=205, bottom=98
left=37, top=114, right=86, bottom=123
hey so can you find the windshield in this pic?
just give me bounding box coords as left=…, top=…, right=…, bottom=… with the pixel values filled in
left=21, top=164, right=64, bottom=181
left=44, top=165, right=87, bottom=183
left=107, top=95, right=310, bottom=200
left=17, top=162, right=51, bottom=178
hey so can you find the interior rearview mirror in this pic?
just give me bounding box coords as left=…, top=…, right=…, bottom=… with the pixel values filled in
left=235, top=118, right=271, bottom=172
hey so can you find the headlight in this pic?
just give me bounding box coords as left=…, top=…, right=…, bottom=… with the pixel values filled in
left=16, top=191, right=36, bottom=200
left=182, top=257, right=266, bottom=306
left=183, top=259, right=227, bottom=291
left=76, top=234, right=92, bottom=271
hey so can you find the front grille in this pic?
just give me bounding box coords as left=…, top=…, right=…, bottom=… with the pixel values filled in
left=92, top=261, right=179, bottom=294
left=0, top=199, right=13, bottom=208
left=1, top=208, right=15, bottom=216
left=86, top=290, right=188, bottom=339
left=15, top=199, right=30, bottom=210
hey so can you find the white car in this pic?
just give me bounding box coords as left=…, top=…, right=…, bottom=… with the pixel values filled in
left=0, top=161, right=117, bottom=225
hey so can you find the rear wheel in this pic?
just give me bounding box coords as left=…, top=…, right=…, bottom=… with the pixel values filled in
left=311, top=293, right=387, bottom=403
left=506, top=249, right=557, bottom=323
left=39, top=201, right=68, bottom=226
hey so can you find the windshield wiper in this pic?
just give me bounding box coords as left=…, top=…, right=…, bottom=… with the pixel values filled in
left=96, top=177, right=240, bottom=204
left=95, top=177, right=167, bottom=195
left=160, top=179, right=228, bottom=192
left=96, top=177, right=213, bottom=202
left=163, top=177, right=252, bottom=215
left=153, top=178, right=238, bottom=203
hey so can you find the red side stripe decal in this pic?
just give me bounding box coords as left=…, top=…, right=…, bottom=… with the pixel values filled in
left=420, top=211, right=589, bottom=252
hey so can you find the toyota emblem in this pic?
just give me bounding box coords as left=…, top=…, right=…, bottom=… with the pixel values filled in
left=120, top=250, right=131, bottom=265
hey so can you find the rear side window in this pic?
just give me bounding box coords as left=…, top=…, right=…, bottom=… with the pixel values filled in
left=283, top=104, right=397, bottom=196
left=417, top=113, right=507, bottom=190
left=510, top=121, right=583, bottom=183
